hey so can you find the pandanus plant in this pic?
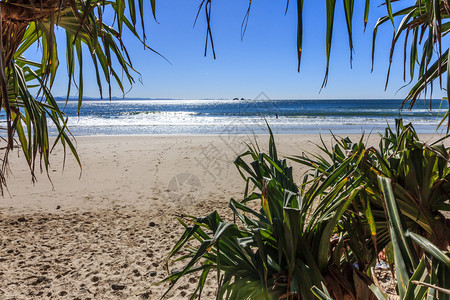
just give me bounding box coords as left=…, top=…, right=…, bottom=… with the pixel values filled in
left=314, top=176, right=450, bottom=300
left=163, top=122, right=449, bottom=299
left=162, top=128, right=380, bottom=299
left=291, top=119, right=450, bottom=251
left=370, top=177, right=450, bottom=300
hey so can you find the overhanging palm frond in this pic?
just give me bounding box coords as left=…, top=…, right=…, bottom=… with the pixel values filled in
left=0, top=0, right=159, bottom=193
left=298, top=0, right=449, bottom=105
left=216, top=1, right=449, bottom=113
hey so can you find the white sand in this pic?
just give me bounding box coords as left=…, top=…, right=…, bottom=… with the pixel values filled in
left=0, top=133, right=444, bottom=299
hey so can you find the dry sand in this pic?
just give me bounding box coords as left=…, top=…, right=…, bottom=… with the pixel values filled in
left=0, top=133, right=444, bottom=299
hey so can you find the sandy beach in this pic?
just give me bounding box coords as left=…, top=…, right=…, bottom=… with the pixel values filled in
left=0, top=133, right=445, bottom=299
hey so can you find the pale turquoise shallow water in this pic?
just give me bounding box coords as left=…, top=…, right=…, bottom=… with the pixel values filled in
left=50, top=99, right=448, bottom=135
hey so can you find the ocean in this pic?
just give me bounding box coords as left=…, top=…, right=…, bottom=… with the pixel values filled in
left=51, top=98, right=448, bottom=136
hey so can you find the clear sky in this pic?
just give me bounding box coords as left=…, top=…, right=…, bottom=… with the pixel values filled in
left=43, top=0, right=445, bottom=100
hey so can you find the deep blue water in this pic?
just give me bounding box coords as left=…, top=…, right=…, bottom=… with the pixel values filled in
left=51, top=99, right=448, bottom=135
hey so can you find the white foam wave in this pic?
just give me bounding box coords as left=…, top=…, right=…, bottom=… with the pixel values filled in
left=59, top=114, right=442, bottom=128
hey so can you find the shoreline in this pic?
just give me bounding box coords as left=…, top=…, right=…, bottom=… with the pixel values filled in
left=50, top=131, right=449, bottom=138
left=52, top=125, right=449, bottom=137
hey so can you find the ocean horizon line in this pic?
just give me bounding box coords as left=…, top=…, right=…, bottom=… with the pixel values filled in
left=55, top=97, right=448, bottom=102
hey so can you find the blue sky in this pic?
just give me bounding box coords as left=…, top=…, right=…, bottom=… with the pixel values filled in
left=45, top=0, right=445, bottom=100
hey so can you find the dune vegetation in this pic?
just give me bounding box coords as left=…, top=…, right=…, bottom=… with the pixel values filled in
left=162, top=120, right=450, bottom=299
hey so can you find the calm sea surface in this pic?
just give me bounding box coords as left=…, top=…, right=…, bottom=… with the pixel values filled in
left=51, top=99, right=448, bottom=135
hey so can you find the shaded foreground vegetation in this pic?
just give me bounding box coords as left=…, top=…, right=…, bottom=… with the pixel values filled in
left=162, top=120, right=450, bottom=299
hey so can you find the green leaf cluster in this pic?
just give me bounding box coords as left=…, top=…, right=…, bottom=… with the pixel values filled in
left=163, top=120, right=450, bottom=299
left=0, top=0, right=158, bottom=193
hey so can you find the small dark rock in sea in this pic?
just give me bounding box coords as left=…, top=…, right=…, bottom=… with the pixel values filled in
left=17, top=217, right=26, bottom=222
left=150, top=271, right=157, bottom=277
left=111, top=283, right=126, bottom=291
left=149, top=222, right=156, bottom=227
left=56, top=205, right=61, bottom=210
left=34, top=276, right=46, bottom=284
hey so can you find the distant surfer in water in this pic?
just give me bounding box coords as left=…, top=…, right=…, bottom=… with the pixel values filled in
left=276, top=113, right=278, bottom=119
